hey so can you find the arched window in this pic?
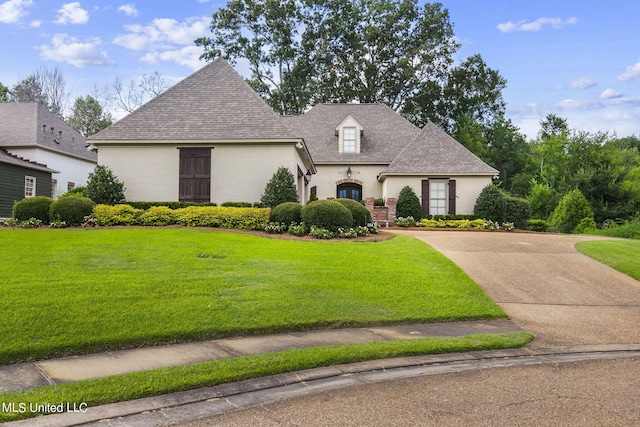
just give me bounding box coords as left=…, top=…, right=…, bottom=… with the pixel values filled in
left=337, top=182, right=362, bottom=202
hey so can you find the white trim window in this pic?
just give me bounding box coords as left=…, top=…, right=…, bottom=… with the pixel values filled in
left=25, top=176, right=36, bottom=198
left=342, top=127, right=357, bottom=153
left=430, top=181, right=446, bottom=215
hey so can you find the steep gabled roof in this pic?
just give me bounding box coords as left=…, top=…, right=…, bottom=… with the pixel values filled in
left=90, top=58, right=298, bottom=142
left=0, top=103, right=95, bottom=162
left=0, top=148, right=58, bottom=173
left=382, top=122, right=498, bottom=176
left=283, top=103, right=419, bottom=163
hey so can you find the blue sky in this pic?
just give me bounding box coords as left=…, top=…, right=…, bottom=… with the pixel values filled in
left=1, top=0, right=639, bottom=139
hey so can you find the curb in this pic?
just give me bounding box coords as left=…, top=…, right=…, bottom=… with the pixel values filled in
left=5, top=344, right=640, bottom=427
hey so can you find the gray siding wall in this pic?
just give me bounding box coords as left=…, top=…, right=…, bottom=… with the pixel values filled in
left=0, top=163, right=52, bottom=218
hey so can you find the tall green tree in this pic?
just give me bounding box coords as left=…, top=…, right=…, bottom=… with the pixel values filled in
left=485, top=116, right=532, bottom=195
left=9, top=66, right=70, bottom=116
left=197, top=0, right=503, bottom=124
left=10, top=75, right=48, bottom=106
left=66, top=95, right=113, bottom=137
left=404, top=54, right=507, bottom=131
left=538, top=113, right=569, bottom=141
left=196, top=0, right=306, bottom=115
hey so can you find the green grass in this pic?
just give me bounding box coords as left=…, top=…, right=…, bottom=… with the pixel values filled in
left=575, top=239, right=640, bottom=281
left=0, top=228, right=505, bottom=364
left=0, top=332, right=532, bottom=423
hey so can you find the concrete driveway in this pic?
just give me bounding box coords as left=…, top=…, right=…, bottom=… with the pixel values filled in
left=393, top=230, right=640, bottom=348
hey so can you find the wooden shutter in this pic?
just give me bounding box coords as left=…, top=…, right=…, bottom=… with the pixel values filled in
left=179, top=148, right=211, bottom=203
left=421, top=179, right=429, bottom=214
left=448, top=179, right=456, bottom=215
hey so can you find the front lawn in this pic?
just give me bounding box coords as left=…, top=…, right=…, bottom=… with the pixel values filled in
left=575, top=239, right=640, bottom=281
left=0, top=228, right=505, bottom=364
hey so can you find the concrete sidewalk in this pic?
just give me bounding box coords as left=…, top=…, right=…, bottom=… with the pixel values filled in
left=0, top=319, right=524, bottom=394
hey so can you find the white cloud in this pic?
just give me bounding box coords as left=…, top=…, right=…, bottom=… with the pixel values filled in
left=565, top=76, right=597, bottom=90
left=114, top=17, right=209, bottom=50
left=0, top=0, right=32, bottom=24
left=497, top=17, right=578, bottom=33
left=601, top=88, right=623, bottom=99
left=55, top=2, right=89, bottom=25
left=39, top=33, right=115, bottom=67
left=117, top=4, right=138, bottom=17
left=617, top=60, right=640, bottom=82
left=29, top=19, right=40, bottom=28
left=141, top=46, right=206, bottom=70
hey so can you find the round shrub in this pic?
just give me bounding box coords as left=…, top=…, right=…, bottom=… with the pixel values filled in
left=301, top=200, right=353, bottom=231
left=13, top=196, right=53, bottom=223
left=550, top=189, right=594, bottom=233
left=505, top=196, right=531, bottom=229
left=60, top=186, right=87, bottom=198
left=335, top=198, right=371, bottom=226
left=473, top=184, right=507, bottom=223
left=50, top=196, right=96, bottom=226
left=270, top=202, right=302, bottom=225
left=396, top=186, right=423, bottom=220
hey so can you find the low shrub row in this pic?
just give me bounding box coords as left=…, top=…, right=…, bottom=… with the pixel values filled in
left=93, top=205, right=270, bottom=230
left=394, top=216, right=515, bottom=231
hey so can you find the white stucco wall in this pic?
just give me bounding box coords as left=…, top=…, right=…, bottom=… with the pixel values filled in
left=97, top=142, right=310, bottom=204
left=311, top=164, right=387, bottom=200
left=382, top=175, right=493, bottom=215
left=210, top=143, right=305, bottom=204
left=97, top=145, right=180, bottom=201
left=6, top=147, right=96, bottom=198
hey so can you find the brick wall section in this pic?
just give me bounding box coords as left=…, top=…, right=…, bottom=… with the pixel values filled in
left=364, top=197, right=397, bottom=224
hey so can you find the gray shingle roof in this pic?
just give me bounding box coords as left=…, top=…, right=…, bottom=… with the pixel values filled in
left=0, top=148, right=58, bottom=173
left=383, top=122, right=498, bottom=175
left=282, top=103, right=420, bottom=163
left=0, top=103, right=95, bottom=162
left=90, top=58, right=298, bottom=142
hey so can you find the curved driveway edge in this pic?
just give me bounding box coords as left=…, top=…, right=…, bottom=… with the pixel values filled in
left=394, top=230, right=640, bottom=348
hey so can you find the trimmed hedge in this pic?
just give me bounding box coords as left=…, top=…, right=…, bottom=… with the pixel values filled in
left=13, top=196, right=53, bottom=224
left=335, top=198, right=371, bottom=227
left=94, top=205, right=270, bottom=230
left=301, top=200, right=353, bottom=231
left=94, top=204, right=144, bottom=226
left=126, top=201, right=217, bottom=210
left=50, top=197, right=95, bottom=226
left=270, top=202, right=302, bottom=225
left=139, top=206, right=178, bottom=226
left=174, top=206, right=269, bottom=230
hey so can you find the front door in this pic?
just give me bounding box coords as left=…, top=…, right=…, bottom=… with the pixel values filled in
left=337, top=182, right=362, bottom=201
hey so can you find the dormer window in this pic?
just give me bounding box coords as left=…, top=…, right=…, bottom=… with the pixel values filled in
left=336, top=115, right=363, bottom=153
left=343, top=127, right=357, bottom=152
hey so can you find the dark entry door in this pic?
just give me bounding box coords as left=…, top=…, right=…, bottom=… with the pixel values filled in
left=179, top=148, right=211, bottom=203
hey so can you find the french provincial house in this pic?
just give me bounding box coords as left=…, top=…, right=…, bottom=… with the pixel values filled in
left=89, top=58, right=497, bottom=218
left=0, top=103, right=97, bottom=201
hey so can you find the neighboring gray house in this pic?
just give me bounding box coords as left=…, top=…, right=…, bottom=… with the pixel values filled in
left=0, top=148, right=57, bottom=218
left=0, top=103, right=97, bottom=199
left=90, top=58, right=497, bottom=216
